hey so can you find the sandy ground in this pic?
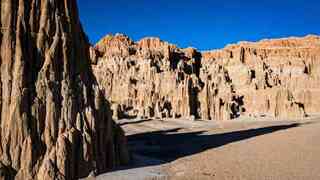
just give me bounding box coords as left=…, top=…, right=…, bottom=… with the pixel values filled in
left=94, top=116, right=320, bottom=180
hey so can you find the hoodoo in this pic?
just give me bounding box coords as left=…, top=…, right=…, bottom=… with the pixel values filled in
left=0, top=0, right=128, bottom=179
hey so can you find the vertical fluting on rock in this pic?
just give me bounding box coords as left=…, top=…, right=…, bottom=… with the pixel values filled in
left=92, top=34, right=203, bottom=120
left=201, top=35, right=320, bottom=120
left=0, top=0, right=128, bottom=180
left=93, top=34, right=320, bottom=121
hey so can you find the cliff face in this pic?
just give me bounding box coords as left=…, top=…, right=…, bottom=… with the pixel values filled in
left=92, top=34, right=202, bottom=120
left=93, top=34, right=320, bottom=121
left=0, top=1, right=128, bottom=180
left=201, top=35, right=320, bottom=120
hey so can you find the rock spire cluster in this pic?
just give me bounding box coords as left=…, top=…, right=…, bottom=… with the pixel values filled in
left=92, top=34, right=320, bottom=121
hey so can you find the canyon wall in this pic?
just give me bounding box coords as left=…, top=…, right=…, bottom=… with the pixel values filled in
left=200, top=35, right=320, bottom=120
left=0, top=1, right=128, bottom=180
left=93, top=34, right=320, bottom=121
left=92, top=34, right=203, bottom=120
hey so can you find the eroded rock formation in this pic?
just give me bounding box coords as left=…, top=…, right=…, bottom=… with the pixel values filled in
left=92, top=34, right=203, bottom=120
left=0, top=1, right=128, bottom=180
left=201, top=35, right=320, bottom=120
left=93, top=34, right=320, bottom=121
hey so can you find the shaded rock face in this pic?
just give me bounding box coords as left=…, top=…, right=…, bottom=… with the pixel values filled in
left=0, top=1, right=128, bottom=180
left=93, top=34, right=320, bottom=121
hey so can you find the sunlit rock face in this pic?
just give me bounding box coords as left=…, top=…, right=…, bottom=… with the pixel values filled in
left=0, top=0, right=128, bottom=179
left=93, top=34, right=320, bottom=121
left=201, top=35, right=320, bottom=120
left=92, top=34, right=203, bottom=120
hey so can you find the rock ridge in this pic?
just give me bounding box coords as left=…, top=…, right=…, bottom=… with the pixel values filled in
left=92, top=34, right=320, bottom=121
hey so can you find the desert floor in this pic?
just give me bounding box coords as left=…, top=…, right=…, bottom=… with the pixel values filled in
left=95, top=116, right=320, bottom=180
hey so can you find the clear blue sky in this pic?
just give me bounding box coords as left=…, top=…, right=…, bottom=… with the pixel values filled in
left=78, top=0, right=319, bottom=50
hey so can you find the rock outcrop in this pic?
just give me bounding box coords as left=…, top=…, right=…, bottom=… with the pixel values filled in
left=201, top=35, right=320, bottom=120
left=93, top=34, right=202, bottom=120
left=93, top=34, right=320, bottom=121
left=0, top=1, right=128, bottom=180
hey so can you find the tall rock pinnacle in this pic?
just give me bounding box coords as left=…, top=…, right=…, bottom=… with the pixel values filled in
left=0, top=0, right=128, bottom=179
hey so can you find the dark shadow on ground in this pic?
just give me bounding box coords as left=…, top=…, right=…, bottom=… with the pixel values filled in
left=117, top=119, right=153, bottom=126
left=114, top=123, right=302, bottom=171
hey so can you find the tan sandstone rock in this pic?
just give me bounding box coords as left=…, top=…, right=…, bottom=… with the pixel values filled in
left=0, top=1, right=128, bottom=180
left=93, top=34, right=320, bottom=121
left=92, top=34, right=202, bottom=120
left=201, top=35, right=320, bottom=120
